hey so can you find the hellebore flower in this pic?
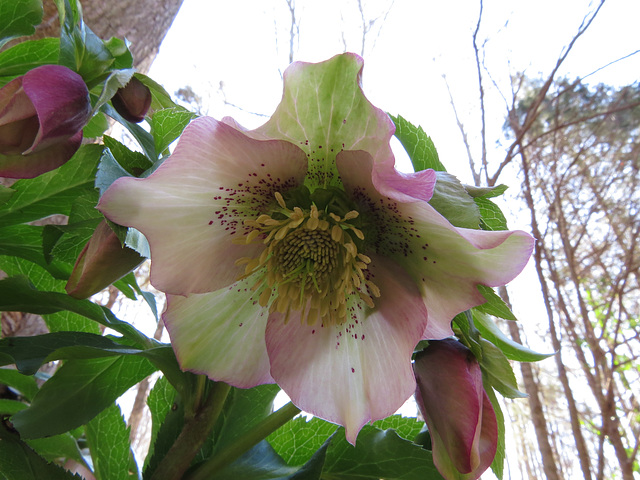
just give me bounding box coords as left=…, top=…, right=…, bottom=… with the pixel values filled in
left=65, top=220, right=145, bottom=299
left=413, top=339, right=498, bottom=480
left=98, top=53, right=534, bottom=443
left=111, top=76, right=152, bottom=123
left=0, top=64, right=91, bottom=179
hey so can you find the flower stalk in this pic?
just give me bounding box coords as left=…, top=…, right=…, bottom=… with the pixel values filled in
left=150, top=381, right=231, bottom=480
left=186, top=401, right=301, bottom=480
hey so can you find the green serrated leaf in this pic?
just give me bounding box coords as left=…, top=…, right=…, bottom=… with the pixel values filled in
left=143, top=382, right=184, bottom=479
left=0, top=224, right=71, bottom=279
left=103, top=103, right=157, bottom=160
left=96, top=147, right=133, bottom=195
left=86, top=403, right=136, bottom=480
left=0, top=38, right=58, bottom=81
left=125, top=227, right=151, bottom=258
left=207, top=440, right=301, bottom=480
left=452, top=311, right=483, bottom=361
left=0, top=184, right=16, bottom=205
left=11, top=354, right=155, bottom=438
left=429, top=172, right=481, bottom=229
left=83, top=110, right=110, bottom=138
left=476, top=285, right=517, bottom=320
left=0, top=257, right=99, bottom=333
left=0, top=421, right=82, bottom=480
left=390, top=114, right=446, bottom=172
left=144, top=375, right=177, bottom=470
left=137, top=73, right=185, bottom=113
left=476, top=197, right=508, bottom=231
left=464, top=184, right=508, bottom=199
left=323, top=424, right=444, bottom=480
left=209, top=385, right=280, bottom=458
left=0, top=367, right=38, bottom=401
left=473, top=311, right=555, bottom=362
left=27, top=432, right=86, bottom=466
left=103, top=136, right=153, bottom=176
left=150, top=107, right=197, bottom=155
left=0, top=275, right=149, bottom=342
left=268, top=416, right=338, bottom=467
left=478, top=338, right=526, bottom=399
left=0, top=144, right=103, bottom=228
left=103, top=37, right=134, bottom=70
left=0, top=398, right=28, bottom=415
left=0, top=0, right=43, bottom=49
left=0, top=331, right=150, bottom=375
left=56, top=0, right=114, bottom=85
left=372, top=415, right=424, bottom=441
left=91, top=68, right=135, bottom=115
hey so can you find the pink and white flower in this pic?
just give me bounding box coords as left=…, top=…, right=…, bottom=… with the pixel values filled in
left=98, top=53, right=534, bottom=443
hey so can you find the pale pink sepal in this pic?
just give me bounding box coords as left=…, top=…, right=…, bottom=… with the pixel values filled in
left=265, top=255, right=428, bottom=444
left=97, top=117, right=308, bottom=296
left=337, top=150, right=534, bottom=339
left=163, top=274, right=274, bottom=388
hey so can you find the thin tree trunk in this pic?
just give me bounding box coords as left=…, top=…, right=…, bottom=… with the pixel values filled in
left=498, top=286, right=561, bottom=480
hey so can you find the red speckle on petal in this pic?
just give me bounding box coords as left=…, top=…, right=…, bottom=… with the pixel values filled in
left=351, top=367, right=355, bottom=373
left=312, top=329, right=315, bottom=334
left=238, top=323, right=243, bottom=327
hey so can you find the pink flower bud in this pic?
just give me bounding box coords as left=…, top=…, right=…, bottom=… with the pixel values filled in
left=65, top=221, right=145, bottom=299
left=111, top=76, right=151, bottom=123
left=0, top=65, right=91, bottom=178
left=413, top=338, right=498, bottom=480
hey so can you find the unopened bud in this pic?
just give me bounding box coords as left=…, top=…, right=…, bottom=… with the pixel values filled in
left=111, top=76, right=151, bottom=123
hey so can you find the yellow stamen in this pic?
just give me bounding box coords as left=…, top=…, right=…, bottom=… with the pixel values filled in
left=236, top=191, right=380, bottom=326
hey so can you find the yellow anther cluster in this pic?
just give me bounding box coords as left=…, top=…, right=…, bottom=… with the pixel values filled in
left=235, top=193, right=380, bottom=325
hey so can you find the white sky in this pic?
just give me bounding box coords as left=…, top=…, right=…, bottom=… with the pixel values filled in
left=139, top=1, right=639, bottom=477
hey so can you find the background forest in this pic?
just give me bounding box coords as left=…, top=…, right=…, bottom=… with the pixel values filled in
left=1, top=1, right=638, bottom=479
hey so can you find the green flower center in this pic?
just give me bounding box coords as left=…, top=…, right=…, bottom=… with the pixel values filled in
left=236, top=191, right=380, bottom=326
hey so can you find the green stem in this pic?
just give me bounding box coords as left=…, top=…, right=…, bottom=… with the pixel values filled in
left=150, top=381, right=231, bottom=480
left=187, top=402, right=301, bottom=480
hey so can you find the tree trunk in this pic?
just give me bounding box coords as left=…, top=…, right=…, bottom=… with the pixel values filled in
left=499, top=287, right=561, bottom=480
left=34, top=0, right=184, bottom=73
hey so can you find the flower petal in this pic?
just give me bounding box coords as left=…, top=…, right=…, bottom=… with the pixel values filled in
left=338, top=150, right=534, bottom=338
left=414, top=339, right=497, bottom=480
left=22, top=65, right=91, bottom=154
left=0, top=130, right=83, bottom=179
left=98, top=117, right=308, bottom=295
left=252, top=53, right=395, bottom=188
left=265, top=255, right=427, bottom=444
left=163, top=274, right=273, bottom=388
left=0, top=77, right=35, bottom=126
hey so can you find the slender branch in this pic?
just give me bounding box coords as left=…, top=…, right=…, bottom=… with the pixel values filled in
left=442, top=73, right=480, bottom=185
left=472, top=0, right=488, bottom=183
left=187, top=402, right=301, bottom=480
left=491, top=0, right=607, bottom=185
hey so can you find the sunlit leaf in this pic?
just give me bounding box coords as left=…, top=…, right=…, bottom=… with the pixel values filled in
left=0, top=145, right=103, bottom=228
left=0, top=0, right=43, bottom=49
left=0, top=38, right=58, bottom=81
left=390, top=114, right=446, bottom=172
left=473, top=311, right=555, bottom=362
left=86, top=403, right=136, bottom=480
